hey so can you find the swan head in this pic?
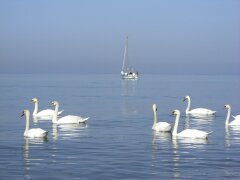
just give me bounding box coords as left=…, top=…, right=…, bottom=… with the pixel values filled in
left=152, top=104, right=157, bottom=112
left=183, top=95, right=190, bottom=102
left=171, top=109, right=180, bottom=116
left=21, top=109, right=30, bottom=117
left=224, top=104, right=231, bottom=110
left=52, top=101, right=59, bottom=106
left=31, top=98, right=38, bottom=103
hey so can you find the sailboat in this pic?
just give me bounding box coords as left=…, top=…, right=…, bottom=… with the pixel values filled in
left=121, top=36, right=139, bottom=80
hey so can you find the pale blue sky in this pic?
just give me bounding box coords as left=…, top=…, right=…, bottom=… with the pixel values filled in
left=0, top=0, right=239, bottom=74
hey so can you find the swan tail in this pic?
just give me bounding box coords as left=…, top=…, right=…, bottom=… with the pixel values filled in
left=212, top=111, right=217, bottom=114
left=57, top=110, right=64, bottom=115
left=83, top=117, right=90, bottom=121
left=208, top=131, right=213, bottom=135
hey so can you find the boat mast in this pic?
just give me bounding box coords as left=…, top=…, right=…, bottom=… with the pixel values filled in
left=122, top=36, right=128, bottom=72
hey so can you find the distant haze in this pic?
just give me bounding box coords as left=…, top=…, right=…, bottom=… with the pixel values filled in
left=0, top=0, right=239, bottom=75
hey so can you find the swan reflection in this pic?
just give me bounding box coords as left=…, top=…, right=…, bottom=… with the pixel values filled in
left=52, top=123, right=88, bottom=140
left=184, top=115, right=214, bottom=132
left=23, top=137, right=48, bottom=160
left=23, top=137, right=48, bottom=180
left=173, top=137, right=208, bottom=148
left=225, top=126, right=240, bottom=147
left=33, top=116, right=52, bottom=124
left=152, top=131, right=171, bottom=146
left=171, top=137, right=208, bottom=179
left=151, top=131, right=172, bottom=178
left=187, top=114, right=215, bottom=120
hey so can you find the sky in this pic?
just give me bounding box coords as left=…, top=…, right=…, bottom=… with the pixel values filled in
left=0, top=0, right=240, bottom=75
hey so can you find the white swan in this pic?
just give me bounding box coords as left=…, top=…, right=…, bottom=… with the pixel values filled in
left=31, top=98, right=64, bottom=118
left=171, top=109, right=210, bottom=139
left=21, top=109, right=48, bottom=138
left=52, top=101, right=89, bottom=124
left=183, top=95, right=216, bottom=115
left=224, top=104, right=240, bottom=126
left=152, top=104, right=172, bottom=132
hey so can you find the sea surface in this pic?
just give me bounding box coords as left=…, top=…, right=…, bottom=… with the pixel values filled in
left=0, top=74, right=240, bottom=179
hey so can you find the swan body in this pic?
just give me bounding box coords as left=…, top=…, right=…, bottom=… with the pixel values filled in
left=224, top=105, right=240, bottom=126
left=54, top=115, right=89, bottom=124
left=21, top=109, right=48, bottom=138
left=31, top=98, right=64, bottom=117
left=184, top=95, right=216, bottom=115
left=171, top=109, right=209, bottom=139
left=52, top=101, right=89, bottom=124
left=152, top=104, right=172, bottom=132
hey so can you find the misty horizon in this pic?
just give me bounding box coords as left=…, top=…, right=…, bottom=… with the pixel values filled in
left=1, top=0, right=239, bottom=75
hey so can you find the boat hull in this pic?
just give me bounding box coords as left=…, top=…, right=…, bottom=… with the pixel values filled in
left=121, top=72, right=138, bottom=79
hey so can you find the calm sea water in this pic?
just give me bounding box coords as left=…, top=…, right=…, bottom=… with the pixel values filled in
left=0, top=74, right=240, bottom=179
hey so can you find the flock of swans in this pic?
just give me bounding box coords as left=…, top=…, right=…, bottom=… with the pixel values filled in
left=152, top=95, right=240, bottom=139
left=21, top=98, right=89, bottom=138
left=22, top=95, right=240, bottom=140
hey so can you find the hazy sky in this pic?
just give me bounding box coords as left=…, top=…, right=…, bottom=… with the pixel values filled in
left=0, top=0, right=239, bottom=74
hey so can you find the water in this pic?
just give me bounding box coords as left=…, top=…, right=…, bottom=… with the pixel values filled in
left=0, top=74, right=240, bottom=179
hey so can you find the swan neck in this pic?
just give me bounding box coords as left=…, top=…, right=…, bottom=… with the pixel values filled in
left=225, top=107, right=231, bottom=125
left=172, top=114, right=180, bottom=136
left=52, top=104, right=59, bottom=123
left=25, top=113, right=30, bottom=135
left=186, top=98, right=190, bottom=114
left=153, top=109, right=157, bottom=128
left=33, top=102, right=38, bottom=115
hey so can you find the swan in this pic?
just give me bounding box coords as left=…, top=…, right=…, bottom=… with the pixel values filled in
left=52, top=101, right=89, bottom=124
left=21, top=109, right=48, bottom=138
left=152, top=104, right=172, bottom=132
left=183, top=95, right=216, bottom=115
left=224, top=104, right=240, bottom=126
left=31, top=98, right=64, bottom=118
left=171, top=109, right=210, bottom=139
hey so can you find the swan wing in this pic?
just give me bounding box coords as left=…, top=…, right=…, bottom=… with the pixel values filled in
left=26, top=128, right=48, bottom=138
left=189, top=108, right=216, bottom=115
left=178, top=129, right=208, bottom=139
left=153, top=122, right=172, bottom=132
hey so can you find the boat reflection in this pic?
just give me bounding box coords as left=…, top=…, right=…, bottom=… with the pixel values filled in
left=121, top=79, right=138, bottom=116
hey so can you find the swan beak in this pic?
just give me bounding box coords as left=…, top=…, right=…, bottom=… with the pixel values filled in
left=183, top=98, right=186, bottom=102
left=21, top=111, right=25, bottom=117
